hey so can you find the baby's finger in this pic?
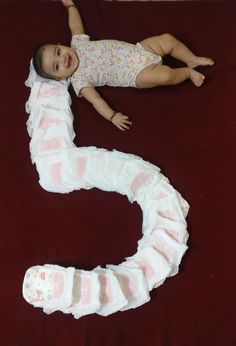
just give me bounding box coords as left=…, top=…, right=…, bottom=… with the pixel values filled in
left=115, top=122, right=125, bottom=131
left=121, top=123, right=130, bottom=130
left=118, top=125, right=125, bottom=131
left=124, top=120, right=132, bottom=125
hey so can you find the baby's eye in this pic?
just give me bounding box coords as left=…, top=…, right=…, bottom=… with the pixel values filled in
left=57, top=47, right=61, bottom=56
left=56, top=63, right=59, bottom=71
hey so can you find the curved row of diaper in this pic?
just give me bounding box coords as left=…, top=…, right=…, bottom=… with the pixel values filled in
left=23, top=71, right=189, bottom=318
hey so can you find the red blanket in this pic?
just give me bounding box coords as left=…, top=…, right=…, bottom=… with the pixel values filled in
left=0, top=1, right=235, bottom=345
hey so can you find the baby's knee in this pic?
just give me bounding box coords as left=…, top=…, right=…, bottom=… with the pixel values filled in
left=160, top=33, right=175, bottom=44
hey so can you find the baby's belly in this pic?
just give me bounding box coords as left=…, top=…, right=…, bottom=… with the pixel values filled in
left=90, top=42, right=161, bottom=88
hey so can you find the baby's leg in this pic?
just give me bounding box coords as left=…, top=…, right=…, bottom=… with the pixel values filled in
left=140, top=34, right=214, bottom=68
left=136, top=64, right=205, bottom=88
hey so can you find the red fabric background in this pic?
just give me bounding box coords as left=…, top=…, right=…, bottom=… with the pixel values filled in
left=0, top=1, right=235, bottom=345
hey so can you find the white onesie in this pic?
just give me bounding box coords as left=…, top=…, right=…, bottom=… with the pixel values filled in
left=70, top=34, right=162, bottom=95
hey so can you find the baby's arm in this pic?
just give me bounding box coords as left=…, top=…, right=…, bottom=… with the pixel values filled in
left=60, top=0, right=85, bottom=35
left=80, top=87, right=132, bottom=131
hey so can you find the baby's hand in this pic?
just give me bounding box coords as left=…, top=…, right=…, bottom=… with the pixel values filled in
left=111, top=112, right=132, bottom=131
left=60, top=0, right=75, bottom=8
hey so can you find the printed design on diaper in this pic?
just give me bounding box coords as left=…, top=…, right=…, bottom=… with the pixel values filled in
left=22, top=63, right=190, bottom=319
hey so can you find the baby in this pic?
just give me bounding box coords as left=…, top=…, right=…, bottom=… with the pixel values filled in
left=33, top=0, right=214, bottom=130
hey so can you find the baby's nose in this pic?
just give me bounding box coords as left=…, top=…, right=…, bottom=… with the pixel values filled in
left=59, top=55, right=67, bottom=66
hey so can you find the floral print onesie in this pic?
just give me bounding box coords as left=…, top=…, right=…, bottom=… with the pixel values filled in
left=70, top=34, right=162, bottom=95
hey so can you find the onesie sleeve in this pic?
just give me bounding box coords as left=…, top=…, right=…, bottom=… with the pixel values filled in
left=71, top=34, right=90, bottom=43
left=70, top=35, right=94, bottom=97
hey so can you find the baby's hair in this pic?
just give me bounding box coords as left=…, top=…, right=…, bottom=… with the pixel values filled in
left=33, top=44, right=55, bottom=80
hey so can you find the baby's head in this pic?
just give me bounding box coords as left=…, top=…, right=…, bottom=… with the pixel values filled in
left=33, top=43, right=79, bottom=81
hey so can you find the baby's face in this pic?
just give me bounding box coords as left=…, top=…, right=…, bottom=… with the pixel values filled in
left=42, top=44, right=79, bottom=80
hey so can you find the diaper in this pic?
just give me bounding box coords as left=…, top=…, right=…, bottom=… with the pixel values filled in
left=107, top=264, right=150, bottom=311
left=63, top=270, right=101, bottom=319
left=123, top=246, right=172, bottom=290
left=94, top=267, right=128, bottom=316
left=22, top=264, right=75, bottom=314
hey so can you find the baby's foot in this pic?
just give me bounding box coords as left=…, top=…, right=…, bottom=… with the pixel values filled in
left=188, top=56, right=214, bottom=69
left=189, top=69, right=205, bottom=87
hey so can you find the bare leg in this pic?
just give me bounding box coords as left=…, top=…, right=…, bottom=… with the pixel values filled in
left=140, top=34, right=214, bottom=68
left=136, top=64, right=205, bottom=88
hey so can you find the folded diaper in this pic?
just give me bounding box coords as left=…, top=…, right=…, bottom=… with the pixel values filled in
left=94, top=267, right=128, bottom=316
left=22, top=264, right=75, bottom=314
left=107, top=264, right=150, bottom=311
left=63, top=270, right=101, bottom=319
left=139, top=175, right=189, bottom=243
left=123, top=246, right=172, bottom=290
left=137, top=228, right=188, bottom=277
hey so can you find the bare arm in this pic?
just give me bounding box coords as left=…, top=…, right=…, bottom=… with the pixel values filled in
left=60, top=0, right=85, bottom=35
left=80, top=87, right=132, bottom=131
